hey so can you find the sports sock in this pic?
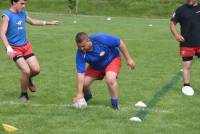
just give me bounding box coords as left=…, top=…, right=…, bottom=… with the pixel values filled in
left=184, top=83, right=190, bottom=86
left=111, top=98, right=119, bottom=110
left=21, top=92, right=28, bottom=96
left=84, top=90, right=92, bottom=102
left=20, top=92, right=29, bottom=99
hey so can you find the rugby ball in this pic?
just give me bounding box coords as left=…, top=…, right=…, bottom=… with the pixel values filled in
left=72, top=98, right=87, bottom=109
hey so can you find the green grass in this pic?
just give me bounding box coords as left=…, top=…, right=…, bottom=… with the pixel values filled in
left=0, top=13, right=200, bottom=134
left=77, top=0, right=184, bottom=17
left=0, top=0, right=185, bottom=17
left=0, top=0, right=66, bottom=14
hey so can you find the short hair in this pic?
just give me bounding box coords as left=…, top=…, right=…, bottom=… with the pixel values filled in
left=11, top=0, right=27, bottom=5
left=75, top=32, right=89, bottom=44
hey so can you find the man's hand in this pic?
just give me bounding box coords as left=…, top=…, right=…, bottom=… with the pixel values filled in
left=6, top=46, right=15, bottom=60
left=72, top=97, right=87, bottom=109
left=175, top=34, right=185, bottom=42
left=48, top=20, right=62, bottom=25
left=73, top=94, right=84, bottom=103
left=127, top=58, right=136, bottom=69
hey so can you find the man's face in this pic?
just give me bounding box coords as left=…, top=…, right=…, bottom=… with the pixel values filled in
left=186, top=0, right=198, bottom=6
left=14, top=0, right=26, bottom=12
left=77, top=39, right=92, bottom=52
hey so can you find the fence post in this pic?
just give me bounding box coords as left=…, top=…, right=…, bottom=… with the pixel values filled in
left=96, top=0, right=100, bottom=15
left=75, top=0, right=79, bottom=15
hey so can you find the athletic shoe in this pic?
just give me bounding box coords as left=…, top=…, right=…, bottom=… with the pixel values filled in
left=112, top=104, right=119, bottom=110
left=84, top=90, right=92, bottom=102
left=182, top=86, right=194, bottom=96
left=28, top=78, right=36, bottom=92
left=19, top=93, right=29, bottom=103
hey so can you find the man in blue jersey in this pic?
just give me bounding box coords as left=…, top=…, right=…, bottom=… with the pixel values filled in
left=0, top=0, right=60, bottom=102
left=170, top=0, right=200, bottom=96
left=74, top=32, right=136, bottom=110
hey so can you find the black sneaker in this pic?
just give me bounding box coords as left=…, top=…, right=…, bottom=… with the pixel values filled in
left=84, top=90, right=92, bottom=102
left=112, top=104, right=119, bottom=110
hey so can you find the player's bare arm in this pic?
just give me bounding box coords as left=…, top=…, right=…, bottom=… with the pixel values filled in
left=0, top=16, right=15, bottom=59
left=119, top=40, right=136, bottom=69
left=170, top=21, right=185, bottom=42
left=26, top=16, right=61, bottom=26
left=74, top=73, right=85, bottom=102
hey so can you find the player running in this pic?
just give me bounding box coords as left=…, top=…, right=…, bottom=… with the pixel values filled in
left=0, top=0, right=61, bottom=102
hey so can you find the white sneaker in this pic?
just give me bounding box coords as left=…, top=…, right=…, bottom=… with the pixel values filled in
left=182, top=86, right=194, bottom=96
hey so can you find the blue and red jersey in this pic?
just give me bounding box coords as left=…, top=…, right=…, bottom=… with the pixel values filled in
left=2, top=10, right=27, bottom=46
left=76, top=33, right=121, bottom=73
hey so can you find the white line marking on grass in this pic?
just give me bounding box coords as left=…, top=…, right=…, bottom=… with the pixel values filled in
left=121, top=106, right=171, bottom=113
left=124, top=38, right=174, bottom=42
left=0, top=100, right=171, bottom=113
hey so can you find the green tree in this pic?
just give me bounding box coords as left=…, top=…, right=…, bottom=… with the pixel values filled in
left=66, top=0, right=76, bottom=14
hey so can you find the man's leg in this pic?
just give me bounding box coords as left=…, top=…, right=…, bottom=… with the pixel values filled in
left=182, top=57, right=193, bottom=86
left=198, top=55, right=200, bottom=61
left=180, top=47, right=197, bottom=96
left=15, top=57, right=31, bottom=102
left=25, top=55, right=40, bottom=92
left=105, top=71, right=119, bottom=110
left=83, top=76, right=95, bottom=101
left=181, top=57, right=195, bottom=96
left=84, top=65, right=104, bottom=101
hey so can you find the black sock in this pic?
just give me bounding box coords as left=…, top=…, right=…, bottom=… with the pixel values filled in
left=20, top=92, right=29, bottom=99
left=21, top=92, right=28, bottom=96
left=184, top=83, right=190, bottom=86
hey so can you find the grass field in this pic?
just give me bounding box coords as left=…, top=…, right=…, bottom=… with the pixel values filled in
left=0, top=12, right=200, bottom=134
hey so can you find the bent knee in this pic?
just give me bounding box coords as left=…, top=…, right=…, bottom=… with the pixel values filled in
left=33, top=68, right=40, bottom=75
left=106, top=78, right=117, bottom=86
left=32, top=67, right=40, bottom=75
left=22, top=69, right=31, bottom=76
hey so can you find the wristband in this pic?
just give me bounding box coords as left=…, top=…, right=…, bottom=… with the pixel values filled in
left=43, top=21, right=46, bottom=25
left=6, top=46, right=13, bottom=53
